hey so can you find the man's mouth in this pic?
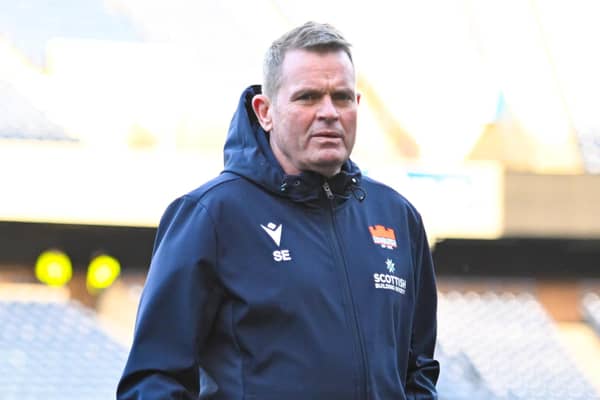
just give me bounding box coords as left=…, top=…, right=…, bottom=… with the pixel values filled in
left=311, top=131, right=343, bottom=139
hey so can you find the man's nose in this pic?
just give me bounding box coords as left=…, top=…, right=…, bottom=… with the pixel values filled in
left=316, top=96, right=339, bottom=121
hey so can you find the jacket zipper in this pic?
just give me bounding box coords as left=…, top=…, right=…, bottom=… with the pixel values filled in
left=323, top=181, right=335, bottom=200
left=322, top=181, right=369, bottom=400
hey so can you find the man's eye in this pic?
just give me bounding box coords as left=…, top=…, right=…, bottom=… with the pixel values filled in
left=333, top=93, right=354, bottom=102
left=298, top=93, right=318, bottom=101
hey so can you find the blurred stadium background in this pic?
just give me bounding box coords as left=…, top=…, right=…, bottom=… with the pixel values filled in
left=1, top=0, right=600, bottom=398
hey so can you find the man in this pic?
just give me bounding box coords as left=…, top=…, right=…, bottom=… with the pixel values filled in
left=117, top=21, right=439, bottom=399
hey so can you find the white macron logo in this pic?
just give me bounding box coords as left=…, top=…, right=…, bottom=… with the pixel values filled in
left=260, top=222, right=282, bottom=246
left=261, top=222, right=292, bottom=262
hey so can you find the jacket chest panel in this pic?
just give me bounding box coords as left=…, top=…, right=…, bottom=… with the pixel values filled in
left=213, top=195, right=415, bottom=319
left=333, top=206, right=416, bottom=304
left=215, top=200, right=343, bottom=306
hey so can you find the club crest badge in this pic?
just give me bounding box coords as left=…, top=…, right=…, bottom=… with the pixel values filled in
left=368, top=225, right=397, bottom=250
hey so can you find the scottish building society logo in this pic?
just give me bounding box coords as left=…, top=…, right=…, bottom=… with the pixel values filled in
left=373, top=258, right=406, bottom=294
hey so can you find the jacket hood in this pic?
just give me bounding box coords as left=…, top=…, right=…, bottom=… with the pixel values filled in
left=223, top=85, right=363, bottom=204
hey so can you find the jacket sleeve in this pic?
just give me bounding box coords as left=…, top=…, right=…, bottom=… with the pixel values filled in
left=117, top=196, right=223, bottom=400
left=405, top=220, right=440, bottom=399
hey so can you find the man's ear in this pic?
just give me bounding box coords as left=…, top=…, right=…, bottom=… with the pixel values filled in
left=251, top=94, right=273, bottom=132
left=356, top=92, right=361, bottom=105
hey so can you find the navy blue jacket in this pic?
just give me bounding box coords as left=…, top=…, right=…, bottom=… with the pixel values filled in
left=117, top=85, right=439, bottom=399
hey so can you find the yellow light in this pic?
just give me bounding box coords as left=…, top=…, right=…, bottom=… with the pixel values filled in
left=87, top=254, right=121, bottom=292
left=35, top=250, right=73, bottom=287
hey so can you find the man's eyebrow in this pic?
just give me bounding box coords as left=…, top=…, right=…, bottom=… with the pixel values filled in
left=291, top=87, right=354, bottom=97
left=333, top=88, right=355, bottom=95
left=290, top=88, right=323, bottom=98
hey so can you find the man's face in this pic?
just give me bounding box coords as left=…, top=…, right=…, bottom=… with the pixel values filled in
left=265, top=49, right=360, bottom=177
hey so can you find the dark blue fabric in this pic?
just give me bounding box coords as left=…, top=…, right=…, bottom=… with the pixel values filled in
left=117, top=85, right=439, bottom=399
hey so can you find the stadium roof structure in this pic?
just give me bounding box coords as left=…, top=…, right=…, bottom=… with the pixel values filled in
left=2, top=0, right=598, bottom=173
left=1, top=1, right=599, bottom=235
left=0, top=0, right=140, bottom=66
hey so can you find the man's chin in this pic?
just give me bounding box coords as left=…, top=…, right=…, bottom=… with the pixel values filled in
left=307, top=157, right=348, bottom=177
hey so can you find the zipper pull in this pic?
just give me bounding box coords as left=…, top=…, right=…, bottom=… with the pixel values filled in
left=322, top=181, right=334, bottom=200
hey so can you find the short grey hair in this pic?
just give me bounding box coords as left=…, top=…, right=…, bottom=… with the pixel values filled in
left=262, top=21, right=353, bottom=99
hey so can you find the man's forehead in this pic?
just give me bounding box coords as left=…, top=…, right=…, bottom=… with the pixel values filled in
left=282, top=47, right=353, bottom=65
left=279, top=49, right=356, bottom=85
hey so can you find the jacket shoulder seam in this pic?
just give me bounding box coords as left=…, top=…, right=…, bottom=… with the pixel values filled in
left=182, top=173, right=243, bottom=204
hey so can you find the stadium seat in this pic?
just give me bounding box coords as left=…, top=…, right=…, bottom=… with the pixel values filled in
left=0, top=300, right=126, bottom=400
left=436, top=344, right=502, bottom=400
left=0, top=80, right=78, bottom=142
left=437, top=291, right=598, bottom=399
left=582, top=292, right=600, bottom=336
